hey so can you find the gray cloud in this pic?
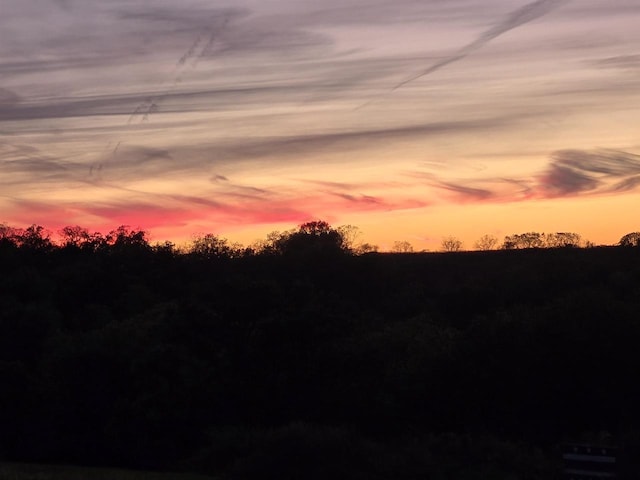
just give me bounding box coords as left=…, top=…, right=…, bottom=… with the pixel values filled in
left=331, top=193, right=382, bottom=205
left=539, top=164, right=600, bottom=196
left=410, top=148, right=640, bottom=203
left=0, top=143, right=85, bottom=188
left=164, top=194, right=223, bottom=209
left=0, top=88, right=21, bottom=105
left=0, top=57, right=124, bottom=76
left=563, top=1, right=640, bottom=17
left=0, top=52, right=443, bottom=124
left=552, top=149, right=640, bottom=175
left=53, top=0, right=72, bottom=11
left=540, top=149, right=640, bottom=196
left=116, top=6, right=246, bottom=29
left=89, top=145, right=191, bottom=181
left=299, top=179, right=363, bottom=190
left=299, top=1, right=466, bottom=26
left=435, top=182, right=495, bottom=200
left=3, top=158, right=69, bottom=174
left=407, top=171, right=498, bottom=201
left=209, top=113, right=540, bottom=165
left=1, top=107, right=547, bottom=192
left=612, top=176, right=640, bottom=192
left=592, top=54, right=640, bottom=70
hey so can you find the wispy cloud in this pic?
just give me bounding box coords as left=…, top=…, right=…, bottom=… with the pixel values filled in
left=592, top=54, right=640, bottom=70
left=550, top=149, right=640, bottom=176
left=611, top=175, right=640, bottom=192
left=539, top=149, right=640, bottom=196
left=538, top=164, right=599, bottom=196
left=415, top=148, right=640, bottom=203
left=435, top=182, right=496, bottom=201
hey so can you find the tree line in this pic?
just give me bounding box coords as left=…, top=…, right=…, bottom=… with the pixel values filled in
left=2, top=221, right=639, bottom=255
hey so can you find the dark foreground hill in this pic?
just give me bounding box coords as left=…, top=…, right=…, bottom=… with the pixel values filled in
left=1, top=242, right=640, bottom=478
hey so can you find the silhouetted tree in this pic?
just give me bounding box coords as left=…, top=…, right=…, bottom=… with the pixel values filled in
left=474, top=234, right=498, bottom=251
left=299, top=220, right=333, bottom=236
left=502, top=232, right=545, bottom=249
left=60, top=225, right=87, bottom=247
left=545, top=232, right=582, bottom=248
left=105, top=225, right=150, bottom=253
left=58, top=225, right=106, bottom=251
left=59, top=225, right=100, bottom=248
left=619, top=232, right=640, bottom=247
left=253, top=229, right=294, bottom=255
left=336, top=225, right=361, bottom=252
left=354, top=243, right=379, bottom=254
left=190, top=233, right=233, bottom=259
left=153, top=241, right=177, bottom=257
left=246, top=238, right=270, bottom=256
left=441, top=236, right=463, bottom=252
left=273, top=221, right=347, bottom=257
left=16, top=224, right=53, bottom=251
left=392, top=241, right=414, bottom=253
left=0, top=223, right=20, bottom=248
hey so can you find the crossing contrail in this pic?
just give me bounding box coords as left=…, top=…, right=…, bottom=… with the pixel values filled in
left=127, top=13, right=232, bottom=125
left=357, top=0, right=568, bottom=109
left=393, top=0, right=567, bottom=91
left=92, top=13, right=234, bottom=177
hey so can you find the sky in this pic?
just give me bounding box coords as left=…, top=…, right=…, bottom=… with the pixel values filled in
left=2, top=0, right=640, bottom=250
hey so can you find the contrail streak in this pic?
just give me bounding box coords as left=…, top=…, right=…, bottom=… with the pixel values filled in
left=92, top=14, right=234, bottom=177
left=393, top=0, right=566, bottom=91
left=126, top=14, right=231, bottom=125
left=357, top=0, right=568, bottom=108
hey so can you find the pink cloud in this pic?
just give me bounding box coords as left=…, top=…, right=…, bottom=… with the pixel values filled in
left=3, top=186, right=429, bottom=243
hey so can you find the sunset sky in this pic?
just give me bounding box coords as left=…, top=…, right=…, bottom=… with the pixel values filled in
left=2, top=0, right=640, bottom=250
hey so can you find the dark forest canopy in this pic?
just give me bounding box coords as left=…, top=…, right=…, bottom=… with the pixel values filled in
left=1, top=219, right=640, bottom=478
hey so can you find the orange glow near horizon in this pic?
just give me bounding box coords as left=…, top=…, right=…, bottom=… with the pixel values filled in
left=3, top=188, right=637, bottom=252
